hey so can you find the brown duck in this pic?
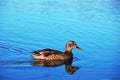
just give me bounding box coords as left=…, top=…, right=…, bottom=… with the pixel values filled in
left=32, top=41, right=82, bottom=60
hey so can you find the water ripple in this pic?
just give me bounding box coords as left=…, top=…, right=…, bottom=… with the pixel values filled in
left=0, top=60, right=32, bottom=66
left=0, top=43, right=29, bottom=55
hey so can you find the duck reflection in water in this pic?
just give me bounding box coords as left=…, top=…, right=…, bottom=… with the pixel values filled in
left=32, top=59, right=80, bottom=75
left=31, top=41, right=82, bottom=74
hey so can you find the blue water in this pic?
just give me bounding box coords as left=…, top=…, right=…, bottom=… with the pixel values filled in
left=0, top=0, right=120, bottom=80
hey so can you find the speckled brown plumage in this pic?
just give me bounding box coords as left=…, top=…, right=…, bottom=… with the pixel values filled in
left=32, top=41, right=82, bottom=60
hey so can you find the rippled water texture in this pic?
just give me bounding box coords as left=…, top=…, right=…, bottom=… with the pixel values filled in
left=0, top=0, right=120, bottom=80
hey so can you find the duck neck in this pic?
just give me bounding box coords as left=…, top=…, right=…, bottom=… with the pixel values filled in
left=65, top=47, right=73, bottom=55
left=65, top=49, right=73, bottom=60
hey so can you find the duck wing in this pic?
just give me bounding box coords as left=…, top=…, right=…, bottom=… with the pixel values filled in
left=33, top=49, right=63, bottom=56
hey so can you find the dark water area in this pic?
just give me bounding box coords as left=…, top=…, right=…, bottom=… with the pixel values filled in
left=0, top=0, right=120, bottom=80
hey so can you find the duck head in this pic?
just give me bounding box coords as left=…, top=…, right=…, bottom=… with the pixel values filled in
left=66, top=41, right=82, bottom=51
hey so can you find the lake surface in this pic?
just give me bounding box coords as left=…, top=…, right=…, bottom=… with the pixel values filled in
left=0, top=0, right=120, bottom=80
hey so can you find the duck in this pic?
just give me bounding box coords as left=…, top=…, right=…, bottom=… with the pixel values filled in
left=31, top=41, right=82, bottom=60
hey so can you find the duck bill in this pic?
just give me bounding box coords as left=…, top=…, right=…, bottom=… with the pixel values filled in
left=76, top=46, right=82, bottom=50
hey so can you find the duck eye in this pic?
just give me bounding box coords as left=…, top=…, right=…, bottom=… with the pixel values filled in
left=74, top=43, right=76, bottom=45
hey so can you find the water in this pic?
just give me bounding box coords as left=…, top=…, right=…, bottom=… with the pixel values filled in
left=0, top=0, right=120, bottom=80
